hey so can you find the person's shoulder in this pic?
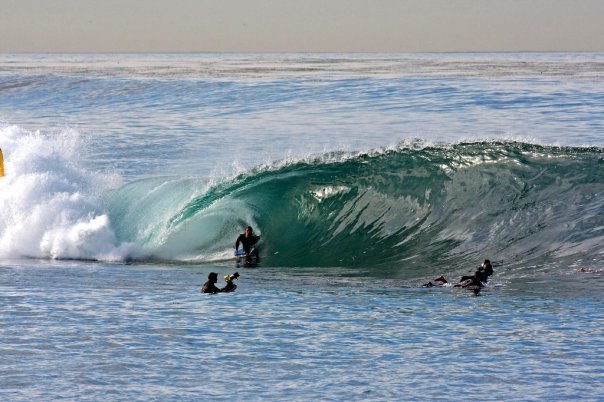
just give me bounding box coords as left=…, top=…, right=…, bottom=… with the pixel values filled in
left=202, top=283, right=219, bottom=293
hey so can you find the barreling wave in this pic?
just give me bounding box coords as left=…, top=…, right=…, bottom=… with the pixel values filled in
left=106, top=141, right=604, bottom=274
left=1, top=125, right=603, bottom=276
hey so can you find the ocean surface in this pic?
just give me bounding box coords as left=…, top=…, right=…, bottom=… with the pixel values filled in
left=1, top=53, right=603, bottom=401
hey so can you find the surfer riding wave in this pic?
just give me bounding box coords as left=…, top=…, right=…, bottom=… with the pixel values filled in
left=235, top=225, right=260, bottom=263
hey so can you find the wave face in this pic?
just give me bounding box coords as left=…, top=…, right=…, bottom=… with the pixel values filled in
left=2, top=126, right=603, bottom=275
left=114, top=141, right=604, bottom=273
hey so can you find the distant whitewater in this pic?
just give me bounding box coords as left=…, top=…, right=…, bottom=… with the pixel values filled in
left=1, top=126, right=602, bottom=278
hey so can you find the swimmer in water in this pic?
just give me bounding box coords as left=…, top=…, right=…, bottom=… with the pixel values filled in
left=424, top=259, right=493, bottom=288
left=201, top=272, right=222, bottom=294
left=201, top=272, right=240, bottom=293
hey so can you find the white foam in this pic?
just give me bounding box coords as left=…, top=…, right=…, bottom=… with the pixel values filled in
left=0, top=125, right=137, bottom=261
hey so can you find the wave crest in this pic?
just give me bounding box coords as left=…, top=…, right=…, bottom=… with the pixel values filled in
left=2, top=128, right=603, bottom=275
left=139, top=142, right=604, bottom=272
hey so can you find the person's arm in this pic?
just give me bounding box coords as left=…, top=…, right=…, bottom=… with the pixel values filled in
left=235, top=235, right=242, bottom=251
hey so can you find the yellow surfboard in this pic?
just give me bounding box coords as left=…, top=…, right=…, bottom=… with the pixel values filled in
left=0, top=148, right=4, bottom=177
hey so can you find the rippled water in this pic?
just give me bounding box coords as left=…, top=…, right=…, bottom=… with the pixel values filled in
left=1, top=262, right=603, bottom=401
left=1, top=53, right=604, bottom=400
left=2, top=53, right=603, bottom=180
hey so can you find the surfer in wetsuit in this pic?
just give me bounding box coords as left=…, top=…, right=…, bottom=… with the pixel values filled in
left=202, top=272, right=222, bottom=294
left=424, top=259, right=493, bottom=288
left=201, top=272, right=241, bottom=293
left=480, top=259, right=493, bottom=277
left=235, top=225, right=260, bottom=263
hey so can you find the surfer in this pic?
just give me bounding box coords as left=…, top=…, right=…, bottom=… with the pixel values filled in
left=201, top=272, right=240, bottom=293
left=424, top=259, right=493, bottom=288
left=482, top=259, right=494, bottom=277
left=454, top=259, right=491, bottom=284
left=235, top=225, right=260, bottom=263
left=201, top=272, right=222, bottom=294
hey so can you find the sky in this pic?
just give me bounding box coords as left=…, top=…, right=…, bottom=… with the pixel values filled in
left=1, top=0, right=603, bottom=53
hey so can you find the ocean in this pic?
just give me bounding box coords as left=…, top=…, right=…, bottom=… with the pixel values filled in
left=1, top=53, right=603, bottom=401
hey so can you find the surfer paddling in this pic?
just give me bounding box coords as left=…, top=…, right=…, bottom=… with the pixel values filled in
left=424, top=259, right=493, bottom=288
left=235, top=225, right=260, bottom=264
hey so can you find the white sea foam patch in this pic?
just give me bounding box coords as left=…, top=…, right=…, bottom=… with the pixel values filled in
left=0, top=125, right=138, bottom=260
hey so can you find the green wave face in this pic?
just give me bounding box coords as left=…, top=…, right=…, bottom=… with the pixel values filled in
left=107, top=142, right=604, bottom=275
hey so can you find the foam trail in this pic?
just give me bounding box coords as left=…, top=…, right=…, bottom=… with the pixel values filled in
left=0, top=125, right=136, bottom=260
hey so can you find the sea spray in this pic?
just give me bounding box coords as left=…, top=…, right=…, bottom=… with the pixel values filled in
left=0, top=126, right=136, bottom=260
left=2, top=125, right=603, bottom=273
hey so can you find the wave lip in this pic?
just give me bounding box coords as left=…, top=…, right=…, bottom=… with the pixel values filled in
left=2, top=127, right=603, bottom=275
left=154, top=142, right=604, bottom=275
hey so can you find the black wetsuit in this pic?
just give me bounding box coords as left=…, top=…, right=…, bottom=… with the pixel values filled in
left=235, top=234, right=260, bottom=255
left=202, top=281, right=222, bottom=294
left=461, top=267, right=490, bottom=283
left=477, top=268, right=489, bottom=283
left=461, top=275, right=484, bottom=288
left=222, top=282, right=237, bottom=292
left=235, top=233, right=260, bottom=263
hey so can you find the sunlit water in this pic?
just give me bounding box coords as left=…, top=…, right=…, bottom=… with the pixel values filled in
left=1, top=53, right=604, bottom=400
left=1, top=261, right=602, bottom=401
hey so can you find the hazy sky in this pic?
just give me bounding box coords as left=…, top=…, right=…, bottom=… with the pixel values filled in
left=1, top=0, right=603, bottom=52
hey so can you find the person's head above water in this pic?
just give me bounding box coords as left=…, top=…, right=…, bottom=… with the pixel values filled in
left=245, top=226, right=253, bottom=236
left=481, top=259, right=493, bottom=276
left=208, top=272, right=218, bottom=283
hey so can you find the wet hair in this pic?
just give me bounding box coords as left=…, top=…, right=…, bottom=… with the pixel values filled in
left=246, top=225, right=253, bottom=232
left=208, top=272, right=218, bottom=280
left=483, top=259, right=491, bottom=265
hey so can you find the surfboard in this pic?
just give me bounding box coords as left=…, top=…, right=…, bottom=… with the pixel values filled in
left=235, top=248, right=260, bottom=268
left=0, top=148, right=4, bottom=177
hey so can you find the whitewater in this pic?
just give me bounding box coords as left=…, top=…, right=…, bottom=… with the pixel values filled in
left=1, top=53, right=603, bottom=401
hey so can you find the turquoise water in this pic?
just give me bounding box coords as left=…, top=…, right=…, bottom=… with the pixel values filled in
left=1, top=53, right=603, bottom=400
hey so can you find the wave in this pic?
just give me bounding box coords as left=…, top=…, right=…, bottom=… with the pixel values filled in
left=2, top=126, right=603, bottom=277
left=0, top=125, right=135, bottom=261
left=109, top=140, right=604, bottom=275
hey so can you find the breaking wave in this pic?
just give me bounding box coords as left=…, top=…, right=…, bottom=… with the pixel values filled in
left=2, top=125, right=603, bottom=277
